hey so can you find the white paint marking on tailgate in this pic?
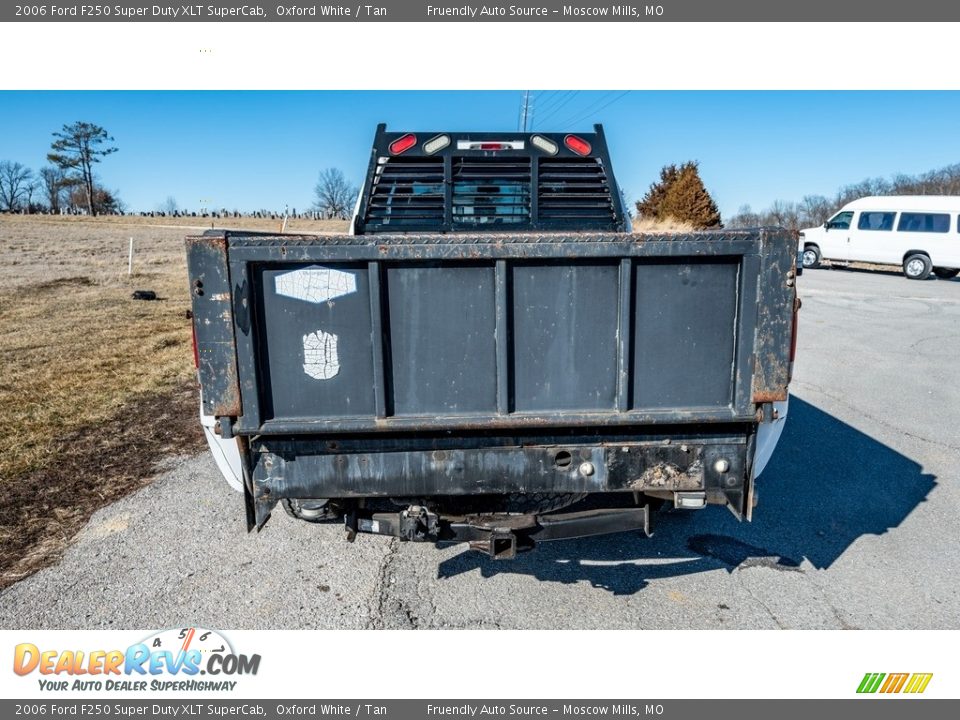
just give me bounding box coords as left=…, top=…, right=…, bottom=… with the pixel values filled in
left=302, top=330, right=340, bottom=380
left=275, top=267, right=357, bottom=303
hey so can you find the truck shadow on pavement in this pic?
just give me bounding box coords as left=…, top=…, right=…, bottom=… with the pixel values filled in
left=436, top=396, right=937, bottom=595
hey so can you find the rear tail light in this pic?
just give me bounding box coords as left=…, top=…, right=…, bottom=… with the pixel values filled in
left=388, top=133, right=417, bottom=155
left=423, top=134, right=450, bottom=154
left=564, top=134, right=591, bottom=156
left=530, top=135, right=558, bottom=155
left=788, top=296, right=801, bottom=381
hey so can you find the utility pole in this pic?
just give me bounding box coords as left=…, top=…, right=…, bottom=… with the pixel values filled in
left=519, top=90, right=534, bottom=132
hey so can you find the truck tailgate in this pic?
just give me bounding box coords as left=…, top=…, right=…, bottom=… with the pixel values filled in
left=187, top=229, right=795, bottom=435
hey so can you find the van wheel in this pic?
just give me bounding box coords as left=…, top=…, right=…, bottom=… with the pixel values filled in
left=801, top=245, right=821, bottom=269
left=933, top=267, right=960, bottom=280
left=903, top=254, right=932, bottom=280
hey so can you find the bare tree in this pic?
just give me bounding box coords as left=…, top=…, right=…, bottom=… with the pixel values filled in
left=39, top=165, right=73, bottom=213
left=835, top=176, right=892, bottom=207
left=47, top=121, right=118, bottom=216
left=729, top=161, right=960, bottom=235
left=313, top=168, right=358, bottom=220
left=24, top=179, right=41, bottom=212
left=768, top=200, right=801, bottom=231
left=0, top=161, right=34, bottom=212
left=162, top=196, right=179, bottom=215
left=800, top=194, right=833, bottom=226
left=726, top=204, right=760, bottom=228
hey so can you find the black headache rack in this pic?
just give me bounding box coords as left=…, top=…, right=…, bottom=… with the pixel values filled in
left=186, top=226, right=798, bottom=554
left=354, top=123, right=631, bottom=234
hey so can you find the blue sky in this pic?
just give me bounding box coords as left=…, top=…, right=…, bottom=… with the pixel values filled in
left=1, top=90, right=958, bottom=217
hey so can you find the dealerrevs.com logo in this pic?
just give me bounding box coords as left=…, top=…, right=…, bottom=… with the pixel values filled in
left=13, top=628, right=261, bottom=692
left=857, top=672, right=933, bottom=694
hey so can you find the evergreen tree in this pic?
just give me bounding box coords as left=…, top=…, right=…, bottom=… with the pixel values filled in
left=48, top=122, right=118, bottom=216
left=658, top=161, right=722, bottom=228
left=635, top=163, right=679, bottom=220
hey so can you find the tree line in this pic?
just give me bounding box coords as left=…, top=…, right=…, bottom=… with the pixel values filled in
left=725, top=162, right=960, bottom=231
left=0, top=121, right=121, bottom=215
left=0, top=118, right=360, bottom=220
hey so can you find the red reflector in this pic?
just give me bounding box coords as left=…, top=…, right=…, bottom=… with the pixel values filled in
left=788, top=297, right=801, bottom=381
left=191, top=322, right=200, bottom=369
left=564, top=134, right=592, bottom=156
left=479, top=143, right=505, bottom=150
left=388, top=133, right=417, bottom=155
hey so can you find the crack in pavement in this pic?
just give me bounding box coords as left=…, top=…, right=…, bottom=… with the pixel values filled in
left=735, top=570, right=786, bottom=629
left=368, top=541, right=438, bottom=630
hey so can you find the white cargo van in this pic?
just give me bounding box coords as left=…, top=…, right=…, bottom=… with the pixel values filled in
left=799, top=196, right=960, bottom=280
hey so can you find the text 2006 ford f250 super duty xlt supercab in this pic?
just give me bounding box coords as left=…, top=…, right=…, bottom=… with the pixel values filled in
left=186, top=124, right=799, bottom=558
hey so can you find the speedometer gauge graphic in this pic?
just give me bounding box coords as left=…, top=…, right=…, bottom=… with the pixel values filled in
left=140, top=627, right=234, bottom=659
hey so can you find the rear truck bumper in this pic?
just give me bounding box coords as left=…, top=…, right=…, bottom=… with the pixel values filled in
left=202, top=396, right=789, bottom=554
left=198, top=410, right=792, bottom=556
left=202, top=402, right=786, bottom=497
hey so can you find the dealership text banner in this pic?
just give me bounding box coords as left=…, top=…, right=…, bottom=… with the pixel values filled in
left=7, top=1, right=960, bottom=22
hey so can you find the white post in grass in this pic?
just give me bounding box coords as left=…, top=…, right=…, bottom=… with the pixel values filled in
left=128, top=237, right=134, bottom=276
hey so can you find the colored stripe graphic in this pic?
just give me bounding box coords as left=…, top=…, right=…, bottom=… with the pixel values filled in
left=857, top=673, right=885, bottom=693
left=857, top=672, right=932, bottom=694
left=880, top=673, right=909, bottom=693
left=904, top=673, right=933, bottom=694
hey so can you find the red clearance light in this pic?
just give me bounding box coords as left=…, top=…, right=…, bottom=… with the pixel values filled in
left=564, top=134, right=592, bottom=156
left=389, top=133, right=417, bottom=155
left=479, top=143, right=505, bottom=150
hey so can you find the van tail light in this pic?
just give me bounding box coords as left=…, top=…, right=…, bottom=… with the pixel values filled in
left=191, top=322, right=200, bottom=369
left=564, top=134, right=592, bottom=156
left=788, top=296, right=801, bottom=381
left=388, top=133, right=417, bottom=155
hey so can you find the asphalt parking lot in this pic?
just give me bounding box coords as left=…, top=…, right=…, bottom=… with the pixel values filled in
left=2, top=266, right=958, bottom=630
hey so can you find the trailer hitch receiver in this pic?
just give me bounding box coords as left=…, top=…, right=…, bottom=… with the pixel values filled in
left=469, top=528, right=518, bottom=560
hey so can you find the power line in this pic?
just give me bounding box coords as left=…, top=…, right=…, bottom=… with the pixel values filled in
left=556, top=91, right=631, bottom=128
left=531, top=90, right=571, bottom=120
left=552, top=91, right=621, bottom=128
left=549, top=91, right=616, bottom=128
left=533, top=91, right=580, bottom=129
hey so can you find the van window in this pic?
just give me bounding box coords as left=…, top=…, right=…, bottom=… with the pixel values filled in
left=826, top=211, right=853, bottom=230
left=857, top=211, right=896, bottom=231
left=897, top=212, right=950, bottom=233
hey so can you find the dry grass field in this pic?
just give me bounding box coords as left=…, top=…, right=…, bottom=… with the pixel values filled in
left=0, top=215, right=348, bottom=586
